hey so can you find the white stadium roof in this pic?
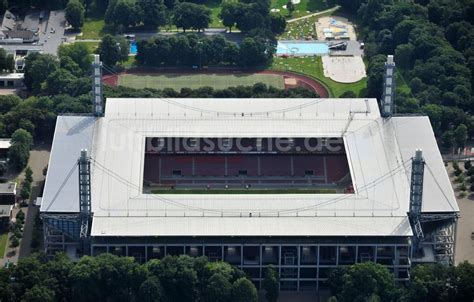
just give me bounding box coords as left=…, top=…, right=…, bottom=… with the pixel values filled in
left=40, top=98, right=458, bottom=237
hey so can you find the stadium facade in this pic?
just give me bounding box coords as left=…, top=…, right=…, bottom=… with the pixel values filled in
left=39, top=56, right=459, bottom=291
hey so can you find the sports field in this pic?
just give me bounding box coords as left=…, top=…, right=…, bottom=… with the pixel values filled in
left=118, top=73, right=285, bottom=90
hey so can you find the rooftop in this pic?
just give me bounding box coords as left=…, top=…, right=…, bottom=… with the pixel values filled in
left=0, top=182, right=16, bottom=195
left=0, top=204, right=12, bottom=217
left=0, top=138, right=11, bottom=149
left=40, top=98, right=458, bottom=237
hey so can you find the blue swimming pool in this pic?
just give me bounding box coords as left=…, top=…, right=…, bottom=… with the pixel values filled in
left=130, top=41, right=137, bottom=55
left=276, top=41, right=329, bottom=56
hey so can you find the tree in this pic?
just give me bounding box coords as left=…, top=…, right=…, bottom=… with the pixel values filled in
left=16, top=210, right=25, bottom=223
left=24, top=53, right=60, bottom=92
left=455, top=261, right=474, bottom=301
left=231, top=278, right=258, bottom=302
left=22, top=285, right=55, bottom=302
left=65, top=0, right=85, bottom=30
left=328, top=262, right=400, bottom=302
left=21, top=183, right=31, bottom=200
left=25, top=166, right=33, bottom=183
left=340, top=91, right=357, bottom=98
left=286, top=0, right=295, bottom=16
left=10, top=236, right=19, bottom=248
left=113, top=0, right=138, bottom=29
left=98, top=35, right=122, bottom=67
left=404, top=263, right=456, bottom=301
left=8, top=129, right=33, bottom=171
left=0, top=48, right=14, bottom=72
left=262, top=265, right=279, bottom=302
left=219, top=2, right=238, bottom=32
left=105, top=0, right=118, bottom=24
left=454, top=124, right=468, bottom=149
left=0, top=95, right=21, bottom=115
left=137, top=0, right=166, bottom=30
left=139, top=276, right=164, bottom=302
left=394, top=43, right=414, bottom=69
left=441, top=130, right=455, bottom=149
left=393, top=19, right=418, bottom=45
left=464, top=161, right=472, bottom=170
left=236, top=7, right=266, bottom=33
left=117, top=37, right=130, bottom=62
left=147, top=256, right=198, bottom=301
left=204, top=273, right=232, bottom=302
left=239, top=37, right=273, bottom=67
left=270, top=13, right=286, bottom=35
left=46, top=69, right=77, bottom=95
left=173, top=2, right=211, bottom=32
left=366, top=54, right=386, bottom=100
left=58, top=43, right=92, bottom=74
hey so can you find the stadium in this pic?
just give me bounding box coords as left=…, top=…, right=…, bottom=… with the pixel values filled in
left=39, top=56, right=459, bottom=291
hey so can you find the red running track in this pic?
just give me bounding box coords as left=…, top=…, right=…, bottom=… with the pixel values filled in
left=102, top=68, right=329, bottom=98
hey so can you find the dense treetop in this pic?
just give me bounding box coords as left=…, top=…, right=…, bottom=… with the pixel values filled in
left=331, top=0, right=473, bottom=147
left=0, top=253, right=257, bottom=302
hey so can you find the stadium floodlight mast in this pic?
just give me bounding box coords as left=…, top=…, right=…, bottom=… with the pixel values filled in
left=409, top=149, right=425, bottom=255
left=92, top=54, right=104, bottom=117
left=381, top=55, right=396, bottom=118
left=78, top=149, right=92, bottom=240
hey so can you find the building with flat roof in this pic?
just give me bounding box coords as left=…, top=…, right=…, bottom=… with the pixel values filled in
left=0, top=73, right=23, bottom=88
left=39, top=56, right=459, bottom=292
left=0, top=182, right=16, bottom=205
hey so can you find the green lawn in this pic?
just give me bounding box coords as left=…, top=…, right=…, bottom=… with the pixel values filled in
left=279, top=6, right=339, bottom=39
left=271, top=0, right=331, bottom=19
left=150, top=188, right=336, bottom=194
left=121, top=56, right=137, bottom=69
left=79, top=18, right=105, bottom=40
left=270, top=56, right=367, bottom=97
left=78, top=41, right=99, bottom=54
left=208, top=0, right=225, bottom=28
left=118, top=73, right=285, bottom=90
left=0, top=231, right=7, bottom=258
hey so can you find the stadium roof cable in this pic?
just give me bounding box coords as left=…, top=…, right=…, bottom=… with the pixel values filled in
left=425, top=163, right=457, bottom=212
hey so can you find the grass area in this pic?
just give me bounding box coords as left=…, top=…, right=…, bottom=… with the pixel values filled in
left=121, top=56, right=137, bottom=69
left=78, top=41, right=100, bottom=54
left=0, top=231, right=7, bottom=258
left=271, top=0, right=330, bottom=19
left=79, top=17, right=105, bottom=40
left=270, top=56, right=366, bottom=97
left=118, top=73, right=285, bottom=90
left=280, top=6, right=338, bottom=40
left=150, top=188, right=337, bottom=194
left=208, top=0, right=224, bottom=28
left=281, top=15, right=319, bottom=39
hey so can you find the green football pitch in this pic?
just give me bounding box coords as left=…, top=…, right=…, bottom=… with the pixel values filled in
left=117, top=73, right=285, bottom=90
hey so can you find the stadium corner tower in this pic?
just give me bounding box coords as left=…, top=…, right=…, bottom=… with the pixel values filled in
left=40, top=55, right=458, bottom=291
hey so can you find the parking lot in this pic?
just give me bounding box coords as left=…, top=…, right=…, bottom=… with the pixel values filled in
left=0, top=10, right=67, bottom=55
left=39, top=10, right=67, bottom=54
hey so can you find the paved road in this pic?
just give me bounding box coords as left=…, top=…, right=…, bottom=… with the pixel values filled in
left=447, top=162, right=474, bottom=265
left=1, top=144, right=50, bottom=265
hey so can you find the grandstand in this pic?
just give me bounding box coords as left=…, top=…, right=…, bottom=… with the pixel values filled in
left=39, top=56, right=459, bottom=292
left=143, top=137, right=352, bottom=192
